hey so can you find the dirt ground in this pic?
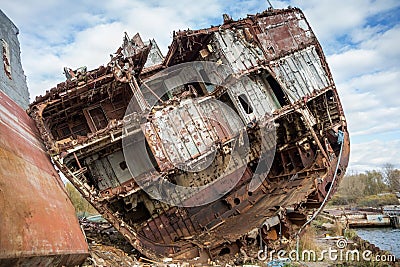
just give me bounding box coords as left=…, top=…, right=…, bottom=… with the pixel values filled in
left=80, top=216, right=399, bottom=267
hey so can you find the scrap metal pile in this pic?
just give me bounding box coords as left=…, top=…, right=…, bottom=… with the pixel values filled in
left=29, top=7, right=350, bottom=262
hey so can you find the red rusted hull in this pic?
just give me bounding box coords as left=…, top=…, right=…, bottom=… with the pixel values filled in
left=0, top=91, right=88, bottom=266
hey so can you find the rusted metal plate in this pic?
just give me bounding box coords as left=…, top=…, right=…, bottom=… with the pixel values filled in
left=145, top=97, right=242, bottom=172
left=270, top=45, right=330, bottom=102
left=213, top=29, right=264, bottom=72
left=142, top=121, right=174, bottom=171
left=256, top=9, right=314, bottom=61
left=227, top=78, right=274, bottom=123
left=0, top=91, right=88, bottom=266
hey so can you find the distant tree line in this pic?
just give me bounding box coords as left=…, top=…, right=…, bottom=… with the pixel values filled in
left=65, top=182, right=98, bottom=216
left=331, top=163, right=400, bottom=207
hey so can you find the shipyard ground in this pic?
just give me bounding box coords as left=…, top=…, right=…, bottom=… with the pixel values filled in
left=80, top=215, right=399, bottom=267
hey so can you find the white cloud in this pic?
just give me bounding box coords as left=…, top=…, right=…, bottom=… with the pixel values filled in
left=328, top=26, right=400, bottom=82
left=1, top=0, right=399, bottom=172
left=329, top=49, right=384, bottom=81
left=340, top=70, right=400, bottom=110
left=349, top=139, right=400, bottom=172
left=336, top=69, right=400, bottom=140
left=328, top=24, right=400, bottom=143
left=290, top=0, right=400, bottom=48
left=62, top=22, right=126, bottom=68
left=2, top=0, right=225, bottom=97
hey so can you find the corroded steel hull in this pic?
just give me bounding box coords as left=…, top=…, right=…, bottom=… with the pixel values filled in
left=0, top=91, right=88, bottom=266
left=29, top=7, right=350, bottom=262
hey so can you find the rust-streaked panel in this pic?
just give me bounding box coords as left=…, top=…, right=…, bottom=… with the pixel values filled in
left=270, top=45, right=330, bottom=102
left=146, top=97, right=241, bottom=172
left=256, top=9, right=314, bottom=61
left=0, top=91, right=88, bottom=266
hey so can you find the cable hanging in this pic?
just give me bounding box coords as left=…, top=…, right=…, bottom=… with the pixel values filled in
left=296, top=130, right=345, bottom=256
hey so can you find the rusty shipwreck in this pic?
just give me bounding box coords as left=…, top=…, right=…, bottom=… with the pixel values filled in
left=29, top=7, right=350, bottom=261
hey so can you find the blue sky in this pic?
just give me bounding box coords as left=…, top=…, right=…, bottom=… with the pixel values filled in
left=1, top=0, right=399, bottom=172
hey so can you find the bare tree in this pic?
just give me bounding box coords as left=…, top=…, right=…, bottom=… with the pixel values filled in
left=364, top=170, right=388, bottom=195
left=382, top=163, right=400, bottom=192
left=337, top=173, right=366, bottom=204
